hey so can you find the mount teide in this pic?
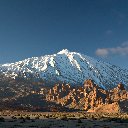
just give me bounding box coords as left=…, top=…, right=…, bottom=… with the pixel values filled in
left=0, top=49, right=128, bottom=89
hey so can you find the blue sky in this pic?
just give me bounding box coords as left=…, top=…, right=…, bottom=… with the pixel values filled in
left=0, top=0, right=128, bottom=69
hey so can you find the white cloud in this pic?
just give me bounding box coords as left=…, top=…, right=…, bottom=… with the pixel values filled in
left=122, top=41, right=128, bottom=47
left=95, top=48, right=109, bottom=57
left=95, top=42, right=128, bottom=57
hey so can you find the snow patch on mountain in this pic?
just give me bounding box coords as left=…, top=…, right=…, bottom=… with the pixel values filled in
left=0, top=49, right=128, bottom=89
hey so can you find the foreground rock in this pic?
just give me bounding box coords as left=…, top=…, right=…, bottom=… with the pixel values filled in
left=88, top=102, right=120, bottom=113
left=43, top=80, right=128, bottom=113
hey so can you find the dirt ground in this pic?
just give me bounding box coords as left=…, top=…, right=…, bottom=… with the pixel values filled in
left=0, top=111, right=128, bottom=128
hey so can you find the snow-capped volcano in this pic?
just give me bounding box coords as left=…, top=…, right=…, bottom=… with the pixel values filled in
left=0, top=49, right=128, bottom=89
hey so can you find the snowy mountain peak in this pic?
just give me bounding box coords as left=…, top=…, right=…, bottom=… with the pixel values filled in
left=57, top=49, right=70, bottom=54
left=0, top=49, right=128, bottom=89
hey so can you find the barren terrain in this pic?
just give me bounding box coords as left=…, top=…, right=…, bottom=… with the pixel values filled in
left=0, top=111, right=128, bottom=128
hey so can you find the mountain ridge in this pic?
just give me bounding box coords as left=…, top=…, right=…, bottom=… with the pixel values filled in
left=0, top=49, right=128, bottom=89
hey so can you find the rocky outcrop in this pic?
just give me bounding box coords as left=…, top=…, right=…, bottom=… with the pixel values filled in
left=41, top=79, right=128, bottom=112
left=88, top=102, right=121, bottom=113
left=0, top=74, right=127, bottom=113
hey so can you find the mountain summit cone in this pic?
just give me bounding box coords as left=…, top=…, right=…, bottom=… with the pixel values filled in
left=0, top=49, right=128, bottom=89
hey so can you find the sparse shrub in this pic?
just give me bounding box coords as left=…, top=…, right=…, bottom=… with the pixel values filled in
left=25, top=116, right=30, bottom=120
left=19, top=116, right=24, bottom=120
left=0, top=117, right=5, bottom=122
left=35, top=116, right=40, bottom=119
left=19, top=116, right=26, bottom=123
left=112, top=118, right=128, bottom=123
left=29, top=125, right=37, bottom=127
left=77, top=119, right=82, bottom=123
left=60, top=115, right=68, bottom=121
left=12, top=116, right=17, bottom=119
left=76, top=124, right=81, bottom=127
left=17, top=114, right=21, bottom=116
left=31, top=119, right=35, bottom=122
left=14, top=124, right=22, bottom=127
left=45, top=114, right=49, bottom=118
left=20, top=119, right=26, bottom=123
left=2, top=114, right=7, bottom=116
